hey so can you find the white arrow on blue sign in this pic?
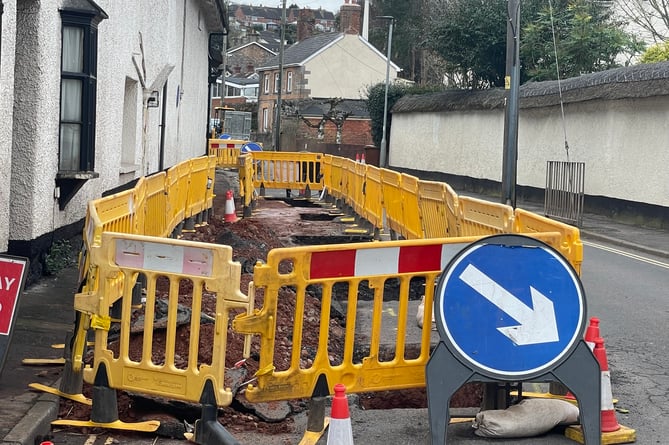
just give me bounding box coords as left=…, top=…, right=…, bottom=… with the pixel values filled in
left=435, top=236, right=585, bottom=379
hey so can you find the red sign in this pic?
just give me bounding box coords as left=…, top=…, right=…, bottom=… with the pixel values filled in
left=0, top=257, right=28, bottom=336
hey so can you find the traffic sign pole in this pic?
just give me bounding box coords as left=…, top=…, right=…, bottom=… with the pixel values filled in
left=426, top=235, right=601, bottom=444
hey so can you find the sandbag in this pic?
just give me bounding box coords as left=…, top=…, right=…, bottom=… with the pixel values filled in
left=416, top=295, right=436, bottom=330
left=472, top=398, right=579, bottom=438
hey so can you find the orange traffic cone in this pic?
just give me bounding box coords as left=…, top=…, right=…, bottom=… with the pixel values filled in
left=593, top=337, right=621, bottom=432
left=224, top=190, right=237, bottom=223
left=361, top=153, right=366, bottom=164
left=327, top=384, right=354, bottom=444
left=355, top=153, right=360, bottom=163
left=584, top=317, right=600, bottom=350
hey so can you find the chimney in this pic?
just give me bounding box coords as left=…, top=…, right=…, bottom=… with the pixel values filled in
left=297, top=9, right=315, bottom=41
left=340, top=0, right=362, bottom=35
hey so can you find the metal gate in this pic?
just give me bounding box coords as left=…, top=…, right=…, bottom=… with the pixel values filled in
left=544, top=161, right=585, bottom=227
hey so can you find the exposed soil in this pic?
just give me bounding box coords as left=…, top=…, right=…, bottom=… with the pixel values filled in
left=57, top=190, right=481, bottom=438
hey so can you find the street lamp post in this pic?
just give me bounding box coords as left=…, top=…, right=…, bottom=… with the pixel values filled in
left=378, top=16, right=393, bottom=168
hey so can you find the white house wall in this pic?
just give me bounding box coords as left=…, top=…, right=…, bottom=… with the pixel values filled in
left=8, top=0, right=216, bottom=245
left=0, top=0, right=17, bottom=252
left=305, top=34, right=397, bottom=99
left=390, top=95, right=669, bottom=208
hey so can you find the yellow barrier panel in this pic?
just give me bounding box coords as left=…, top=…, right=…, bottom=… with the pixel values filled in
left=513, top=208, right=583, bottom=274
left=92, top=189, right=138, bottom=236
left=140, top=173, right=170, bottom=237
left=185, top=156, right=216, bottom=222
left=457, top=196, right=514, bottom=236
left=417, top=180, right=458, bottom=238
left=328, top=156, right=345, bottom=201
left=208, top=139, right=246, bottom=168
left=340, top=158, right=356, bottom=209
left=165, top=162, right=191, bottom=234
left=251, top=152, right=324, bottom=192
left=233, top=237, right=482, bottom=402
left=399, top=174, right=423, bottom=240
left=380, top=169, right=403, bottom=237
left=362, top=165, right=384, bottom=232
left=351, top=162, right=367, bottom=217
left=77, top=232, right=252, bottom=407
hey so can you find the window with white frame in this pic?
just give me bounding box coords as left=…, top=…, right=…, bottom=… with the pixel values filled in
left=264, top=74, right=270, bottom=94
left=274, top=73, right=280, bottom=93
left=262, top=108, right=269, bottom=131
left=287, top=71, right=293, bottom=93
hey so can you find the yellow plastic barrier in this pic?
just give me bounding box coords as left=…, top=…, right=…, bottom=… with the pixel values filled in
left=417, top=180, right=458, bottom=238
left=380, top=169, right=403, bottom=238
left=351, top=162, right=367, bottom=217
left=139, top=173, right=170, bottom=237
left=165, top=162, right=191, bottom=233
left=251, top=151, right=324, bottom=192
left=362, top=165, right=384, bottom=232
left=76, top=232, right=252, bottom=407
left=208, top=139, right=246, bottom=168
left=233, top=237, right=481, bottom=402
left=327, top=156, right=345, bottom=201
left=340, top=158, right=356, bottom=210
left=399, top=174, right=423, bottom=240
left=513, top=208, right=583, bottom=274
left=457, top=196, right=514, bottom=236
left=185, top=156, right=216, bottom=224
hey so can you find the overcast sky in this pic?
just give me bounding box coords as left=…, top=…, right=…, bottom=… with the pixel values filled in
left=234, top=1, right=349, bottom=14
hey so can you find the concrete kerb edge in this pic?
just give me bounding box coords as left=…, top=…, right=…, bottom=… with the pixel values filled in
left=580, top=230, right=669, bottom=260
left=2, top=382, right=59, bottom=445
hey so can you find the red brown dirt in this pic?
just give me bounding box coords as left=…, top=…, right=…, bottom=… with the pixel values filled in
left=58, top=194, right=481, bottom=437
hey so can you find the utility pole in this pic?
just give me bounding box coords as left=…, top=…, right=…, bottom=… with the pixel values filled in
left=378, top=16, right=394, bottom=168
left=501, top=0, right=520, bottom=208
left=274, top=0, right=286, bottom=151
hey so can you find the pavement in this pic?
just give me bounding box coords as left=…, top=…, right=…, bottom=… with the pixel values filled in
left=1, top=184, right=667, bottom=445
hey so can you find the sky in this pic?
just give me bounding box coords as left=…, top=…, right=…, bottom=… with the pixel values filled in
left=234, top=1, right=350, bottom=14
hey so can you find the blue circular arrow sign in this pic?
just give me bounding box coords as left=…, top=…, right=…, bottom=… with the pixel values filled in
left=435, top=235, right=586, bottom=380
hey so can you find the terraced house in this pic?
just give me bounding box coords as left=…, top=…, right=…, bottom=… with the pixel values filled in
left=0, top=0, right=227, bottom=280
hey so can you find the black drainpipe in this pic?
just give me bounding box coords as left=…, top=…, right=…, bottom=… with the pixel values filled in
left=158, top=81, right=167, bottom=171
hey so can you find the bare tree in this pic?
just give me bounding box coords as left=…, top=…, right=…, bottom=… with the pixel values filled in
left=291, top=98, right=351, bottom=143
left=616, top=0, right=669, bottom=43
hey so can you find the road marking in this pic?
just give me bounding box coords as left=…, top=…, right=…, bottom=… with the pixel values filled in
left=583, top=241, right=669, bottom=270
left=83, top=435, right=96, bottom=445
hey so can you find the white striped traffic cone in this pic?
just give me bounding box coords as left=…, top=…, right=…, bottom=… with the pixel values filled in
left=224, top=190, right=237, bottom=223
left=593, top=337, right=621, bottom=433
left=327, top=383, right=354, bottom=444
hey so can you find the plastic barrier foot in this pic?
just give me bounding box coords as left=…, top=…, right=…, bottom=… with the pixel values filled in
left=29, top=383, right=92, bottom=406
left=190, top=380, right=241, bottom=445
left=51, top=419, right=160, bottom=432
left=564, top=424, right=636, bottom=444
